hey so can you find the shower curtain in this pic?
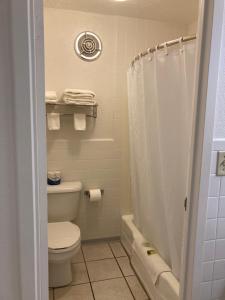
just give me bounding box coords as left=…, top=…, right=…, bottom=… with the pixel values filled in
left=127, top=40, right=196, bottom=280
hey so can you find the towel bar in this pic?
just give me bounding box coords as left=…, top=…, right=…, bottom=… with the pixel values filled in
left=46, top=103, right=98, bottom=118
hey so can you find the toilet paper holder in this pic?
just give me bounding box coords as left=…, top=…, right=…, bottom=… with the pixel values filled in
left=84, top=189, right=104, bottom=197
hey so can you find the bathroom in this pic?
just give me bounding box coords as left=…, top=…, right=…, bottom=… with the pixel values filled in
left=44, top=1, right=199, bottom=299
left=43, top=1, right=214, bottom=299
left=3, top=0, right=225, bottom=299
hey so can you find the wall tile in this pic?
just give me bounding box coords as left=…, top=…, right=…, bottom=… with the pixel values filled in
left=202, top=146, right=225, bottom=298
left=200, top=282, right=212, bottom=300
left=207, top=198, right=219, bottom=219
left=204, top=241, right=216, bottom=262
left=215, top=240, right=225, bottom=260
left=218, top=197, right=225, bottom=218
left=217, top=219, right=225, bottom=239
left=209, top=175, right=221, bottom=197
left=205, top=219, right=217, bottom=241
left=212, top=140, right=225, bottom=151
left=212, top=279, right=225, bottom=299
left=213, top=260, right=225, bottom=280
left=211, top=151, right=218, bottom=175
left=220, top=177, right=225, bottom=196
left=202, top=262, right=214, bottom=282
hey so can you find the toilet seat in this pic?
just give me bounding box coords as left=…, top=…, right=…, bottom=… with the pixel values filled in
left=48, top=222, right=80, bottom=253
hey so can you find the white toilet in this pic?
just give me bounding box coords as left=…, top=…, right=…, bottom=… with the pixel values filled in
left=47, top=181, right=82, bottom=288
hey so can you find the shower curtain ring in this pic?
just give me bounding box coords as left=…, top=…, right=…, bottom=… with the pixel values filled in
left=147, top=48, right=153, bottom=61
left=163, top=42, right=168, bottom=56
left=179, top=37, right=184, bottom=53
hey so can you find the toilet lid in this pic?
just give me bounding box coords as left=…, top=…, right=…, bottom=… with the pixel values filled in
left=48, top=222, right=80, bottom=250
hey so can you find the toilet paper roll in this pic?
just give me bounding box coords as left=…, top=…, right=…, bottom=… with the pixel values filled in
left=89, top=189, right=102, bottom=202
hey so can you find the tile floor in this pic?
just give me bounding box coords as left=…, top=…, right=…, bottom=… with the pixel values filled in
left=49, top=239, right=150, bottom=300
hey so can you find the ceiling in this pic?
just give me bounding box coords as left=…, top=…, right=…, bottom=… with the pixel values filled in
left=44, top=0, right=199, bottom=24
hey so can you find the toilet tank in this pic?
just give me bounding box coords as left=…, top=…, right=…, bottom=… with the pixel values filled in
left=48, top=181, right=82, bottom=222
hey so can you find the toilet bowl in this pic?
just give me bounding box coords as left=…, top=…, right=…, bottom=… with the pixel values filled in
left=48, top=221, right=81, bottom=287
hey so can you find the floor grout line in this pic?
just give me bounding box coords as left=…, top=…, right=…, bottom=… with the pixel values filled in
left=70, top=281, right=90, bottom=287
left=120, top=240, right=150, bottom=298
left=84, top=254, right=128, bottom=261
left=108, top=241, right=135, bottom=300
left=81, top=245, right=96, bottom=300
left=90, top=275, right=125, bottom=284
left=82, top=256, right=117, bottom=263
left=124, top=276, right=137, bottom=300
left=82, top=237, right=121, bottom=245
left=113, top=240, right=150, bottom=300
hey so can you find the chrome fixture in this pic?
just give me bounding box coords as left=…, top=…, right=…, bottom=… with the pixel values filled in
left=46, top=102, right=98, bottom=118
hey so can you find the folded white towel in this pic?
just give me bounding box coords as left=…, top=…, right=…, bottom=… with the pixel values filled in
left=45, top=91, right=58, bottom=104
left=64, top=89, right=96, bottom=98
left=45, top=91, right=57, bottom=100
left=64, top=94, right=94, bottom=100
left=132, top=240, right=171, bottom=285
left=63, top=96, right=97, bottom=106
left=74, top=113, right=86, bottom=131
left=47, top=113, right=60, bottom=130
left=45, top=99, right=59, bottom=104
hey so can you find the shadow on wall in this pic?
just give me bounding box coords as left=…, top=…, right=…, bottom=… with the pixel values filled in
left=47, top=116, right=97, bottom=156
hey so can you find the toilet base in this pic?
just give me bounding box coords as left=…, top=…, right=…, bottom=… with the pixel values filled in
left=49, top=260, right=72, bottom=288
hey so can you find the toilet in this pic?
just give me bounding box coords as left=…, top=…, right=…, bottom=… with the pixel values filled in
left=47, top=181, right=82, bottom=288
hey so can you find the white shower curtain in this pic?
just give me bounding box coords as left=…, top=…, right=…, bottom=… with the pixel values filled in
left=127, top=40, right=196, bottom=280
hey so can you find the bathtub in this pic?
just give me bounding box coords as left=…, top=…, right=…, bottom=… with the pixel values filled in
left=121, top=215, right=179, bottom=300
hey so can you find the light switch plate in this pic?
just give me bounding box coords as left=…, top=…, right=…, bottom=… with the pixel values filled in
left=217, top=151, right=225, bottom=176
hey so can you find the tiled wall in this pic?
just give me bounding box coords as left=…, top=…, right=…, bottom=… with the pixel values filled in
left=44, top=8, right=188, bottom=240
left=200, top=6, right=225, bottom=299
left=201, top=144, right=225, bottom=300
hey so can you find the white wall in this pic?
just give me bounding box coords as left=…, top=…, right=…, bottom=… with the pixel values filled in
left=188, top=21, right=198, bottom=35
left=0, top=1, right=21, bottom=299
left=200, top=4, right=225, bottom=300
left=44, top=8, right=188, bottom=240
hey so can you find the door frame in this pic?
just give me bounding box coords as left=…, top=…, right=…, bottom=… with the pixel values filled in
left=11, top=0, right=223, bottom=299
left=180, top=1, right=224, bottom=299
left=10, top=0, right=48, bottom=299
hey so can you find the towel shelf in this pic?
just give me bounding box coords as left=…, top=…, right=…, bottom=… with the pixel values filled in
left=46, top=102, right=98, bottom=118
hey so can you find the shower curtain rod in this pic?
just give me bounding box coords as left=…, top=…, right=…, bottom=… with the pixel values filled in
left=131, top=35, right=196, bottom=66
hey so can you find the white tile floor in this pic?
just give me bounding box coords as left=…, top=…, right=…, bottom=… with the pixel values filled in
left=49, top=239, right=150, bottom=300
